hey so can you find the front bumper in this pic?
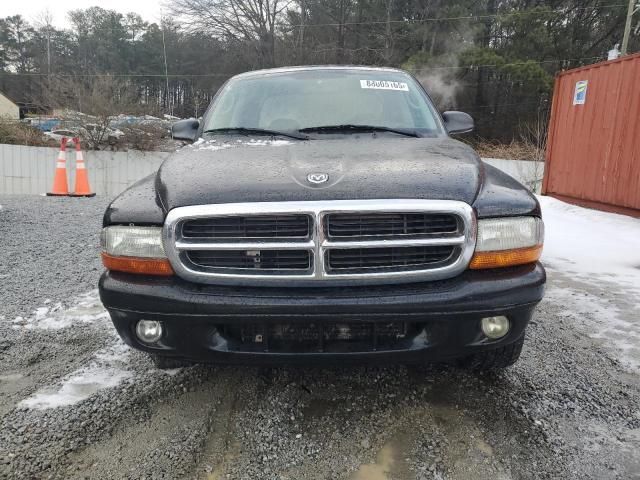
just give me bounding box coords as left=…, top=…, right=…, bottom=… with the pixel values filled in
left=99, top=263, right=545, bottom=365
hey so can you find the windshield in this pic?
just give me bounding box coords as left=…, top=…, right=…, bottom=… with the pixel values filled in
left=203, top=69, right=443, bottom=137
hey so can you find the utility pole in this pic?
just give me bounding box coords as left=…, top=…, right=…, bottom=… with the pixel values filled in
left=621, top=0, right=640, bottom=55
left=297, top=0, right=305, bottom=62
left=160, top=9, right=172, bottom=116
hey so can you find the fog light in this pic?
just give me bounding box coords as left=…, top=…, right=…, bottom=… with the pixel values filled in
left=136, top=320, right=163, bottom=343
left=481, top=316, right=510, bottom=339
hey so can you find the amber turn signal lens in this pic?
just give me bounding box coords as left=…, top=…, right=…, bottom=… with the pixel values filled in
left=469, top=245, right=542, bottom=270
left=102, top=253, right=174, bottom=276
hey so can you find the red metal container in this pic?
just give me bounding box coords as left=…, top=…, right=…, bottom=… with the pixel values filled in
left=543, top=53, right=640, bottom=217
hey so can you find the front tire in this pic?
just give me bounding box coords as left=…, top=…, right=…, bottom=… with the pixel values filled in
left=458, top=337, right=524, bottom=370
left=149, top=353, right=193, bottom=369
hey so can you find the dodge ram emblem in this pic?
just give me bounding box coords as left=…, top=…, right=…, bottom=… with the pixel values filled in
left=307, top=173, right=329, bottom=184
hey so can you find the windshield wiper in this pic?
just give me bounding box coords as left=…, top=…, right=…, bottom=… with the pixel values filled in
left=298, top=124, right=420, bottom=138
left=203, top=127, right=308, bottom=141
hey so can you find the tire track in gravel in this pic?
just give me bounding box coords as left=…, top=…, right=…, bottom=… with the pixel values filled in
left=190, top=372, right=253, bottom=480
left=191, top=365, right=547, bottom=480
left=68, top=367, right=245, bottom=480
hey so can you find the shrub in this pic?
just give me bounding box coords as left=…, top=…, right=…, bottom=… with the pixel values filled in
left=0, top=120, right=48, bottom=146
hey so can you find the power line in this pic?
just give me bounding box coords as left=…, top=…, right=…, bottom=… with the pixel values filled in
left=409, top=56, right=602, bottom=71
left=0, top=55, right=603, bottom=78
left=0, top=72, right=234, bottom=78
left=286, top=3, right=628, bottom=28
left=460, top=101, right=546, bottom=111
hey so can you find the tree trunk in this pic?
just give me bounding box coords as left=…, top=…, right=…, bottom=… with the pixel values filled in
left=385, top=0, right=394, bottom=63
left=298, top=0, right=306, bottom=62
left=336, top=0, right=346, bottom=63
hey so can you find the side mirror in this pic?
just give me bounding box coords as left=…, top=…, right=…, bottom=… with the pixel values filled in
left=171, top=118, right=200, bottom=142
left=442, top=111, right=474, bottom=135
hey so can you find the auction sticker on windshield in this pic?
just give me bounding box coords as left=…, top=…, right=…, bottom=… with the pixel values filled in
left=360, top=80, right=409, bottom=91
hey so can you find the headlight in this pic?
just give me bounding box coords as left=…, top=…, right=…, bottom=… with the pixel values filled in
left=470, top=217, right=544, bottom=269
left=101, top=226, right=173, bottom=276
left=101, top=226, right=166, bottom=258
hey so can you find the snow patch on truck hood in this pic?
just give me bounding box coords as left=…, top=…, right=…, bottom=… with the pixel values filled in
left=187, top=137, right=293, bottom=151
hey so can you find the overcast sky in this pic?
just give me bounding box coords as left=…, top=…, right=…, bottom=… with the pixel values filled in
left=0, top=1, right=161, bottom=28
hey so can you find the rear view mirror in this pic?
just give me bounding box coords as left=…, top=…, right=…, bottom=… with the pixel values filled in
left=171, top=119, right=200, bottom=142
left=442, top=111, right=474, bottom=135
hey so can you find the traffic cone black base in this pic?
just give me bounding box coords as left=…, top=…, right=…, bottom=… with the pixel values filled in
left=68, top=193, right=97, bottom=197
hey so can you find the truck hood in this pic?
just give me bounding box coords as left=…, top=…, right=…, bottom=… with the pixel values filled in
left=156, top=137, right=484, bottom=210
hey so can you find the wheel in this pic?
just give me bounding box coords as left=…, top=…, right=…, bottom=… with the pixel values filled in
left=458, top=337, right=525, bottom=370
left=149, top=353, right=193, bottom=369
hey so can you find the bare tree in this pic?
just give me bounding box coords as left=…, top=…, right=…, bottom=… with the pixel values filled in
left=38, top=75, right=138, bottom=150
left=518, top=109, right=548, bottom=193
left=32, top=10, right=54, bottom=76
left=168, top=0, right=292, bottom=67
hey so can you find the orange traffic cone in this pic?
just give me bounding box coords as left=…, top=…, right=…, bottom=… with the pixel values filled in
left=46, top=138, right=69, bottom=196
left=69, top=138, right=95, bottom=197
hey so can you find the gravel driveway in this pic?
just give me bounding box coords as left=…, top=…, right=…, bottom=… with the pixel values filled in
left=0, top=194, right=638, bottom=480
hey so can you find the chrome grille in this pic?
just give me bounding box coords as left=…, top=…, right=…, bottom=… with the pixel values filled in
left=163, top=200, right=476, bottom=286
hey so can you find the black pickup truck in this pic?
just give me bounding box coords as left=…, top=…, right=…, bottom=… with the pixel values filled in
left=99, top=66, right=545, bottom=369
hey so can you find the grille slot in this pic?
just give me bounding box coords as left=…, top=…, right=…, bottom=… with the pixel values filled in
left=187, top=250, right=311, bottom=272
left=326, top=246, right=456, bottom=273
left=182, top=215, right=311, bottom=239
left=326, top=213, right=459, bottom=239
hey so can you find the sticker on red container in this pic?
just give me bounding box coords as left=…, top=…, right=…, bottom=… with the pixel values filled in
left=573, top=80, right=588, bottom=105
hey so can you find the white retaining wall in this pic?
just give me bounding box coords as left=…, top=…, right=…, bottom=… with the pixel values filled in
left=0, top=144, right=544, bottom=197
left=483, top=157, right=545, bottom=193
left=0, top=145, right=170, bottom=197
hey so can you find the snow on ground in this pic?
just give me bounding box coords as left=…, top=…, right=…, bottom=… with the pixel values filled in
left=539, top=195, right=640, bottom=294
left=7, top=289, right=134, bottom=409
left=11, top=290, right=109, bottom=330
left=539, top=195, right=640, bottom=371
left=545, top=286, right=640, bottom=372
left=19, top=340, right=132, bottom=410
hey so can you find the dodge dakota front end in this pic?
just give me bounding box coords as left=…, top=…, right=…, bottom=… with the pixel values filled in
left=98, top=66, right=545, bottom=369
